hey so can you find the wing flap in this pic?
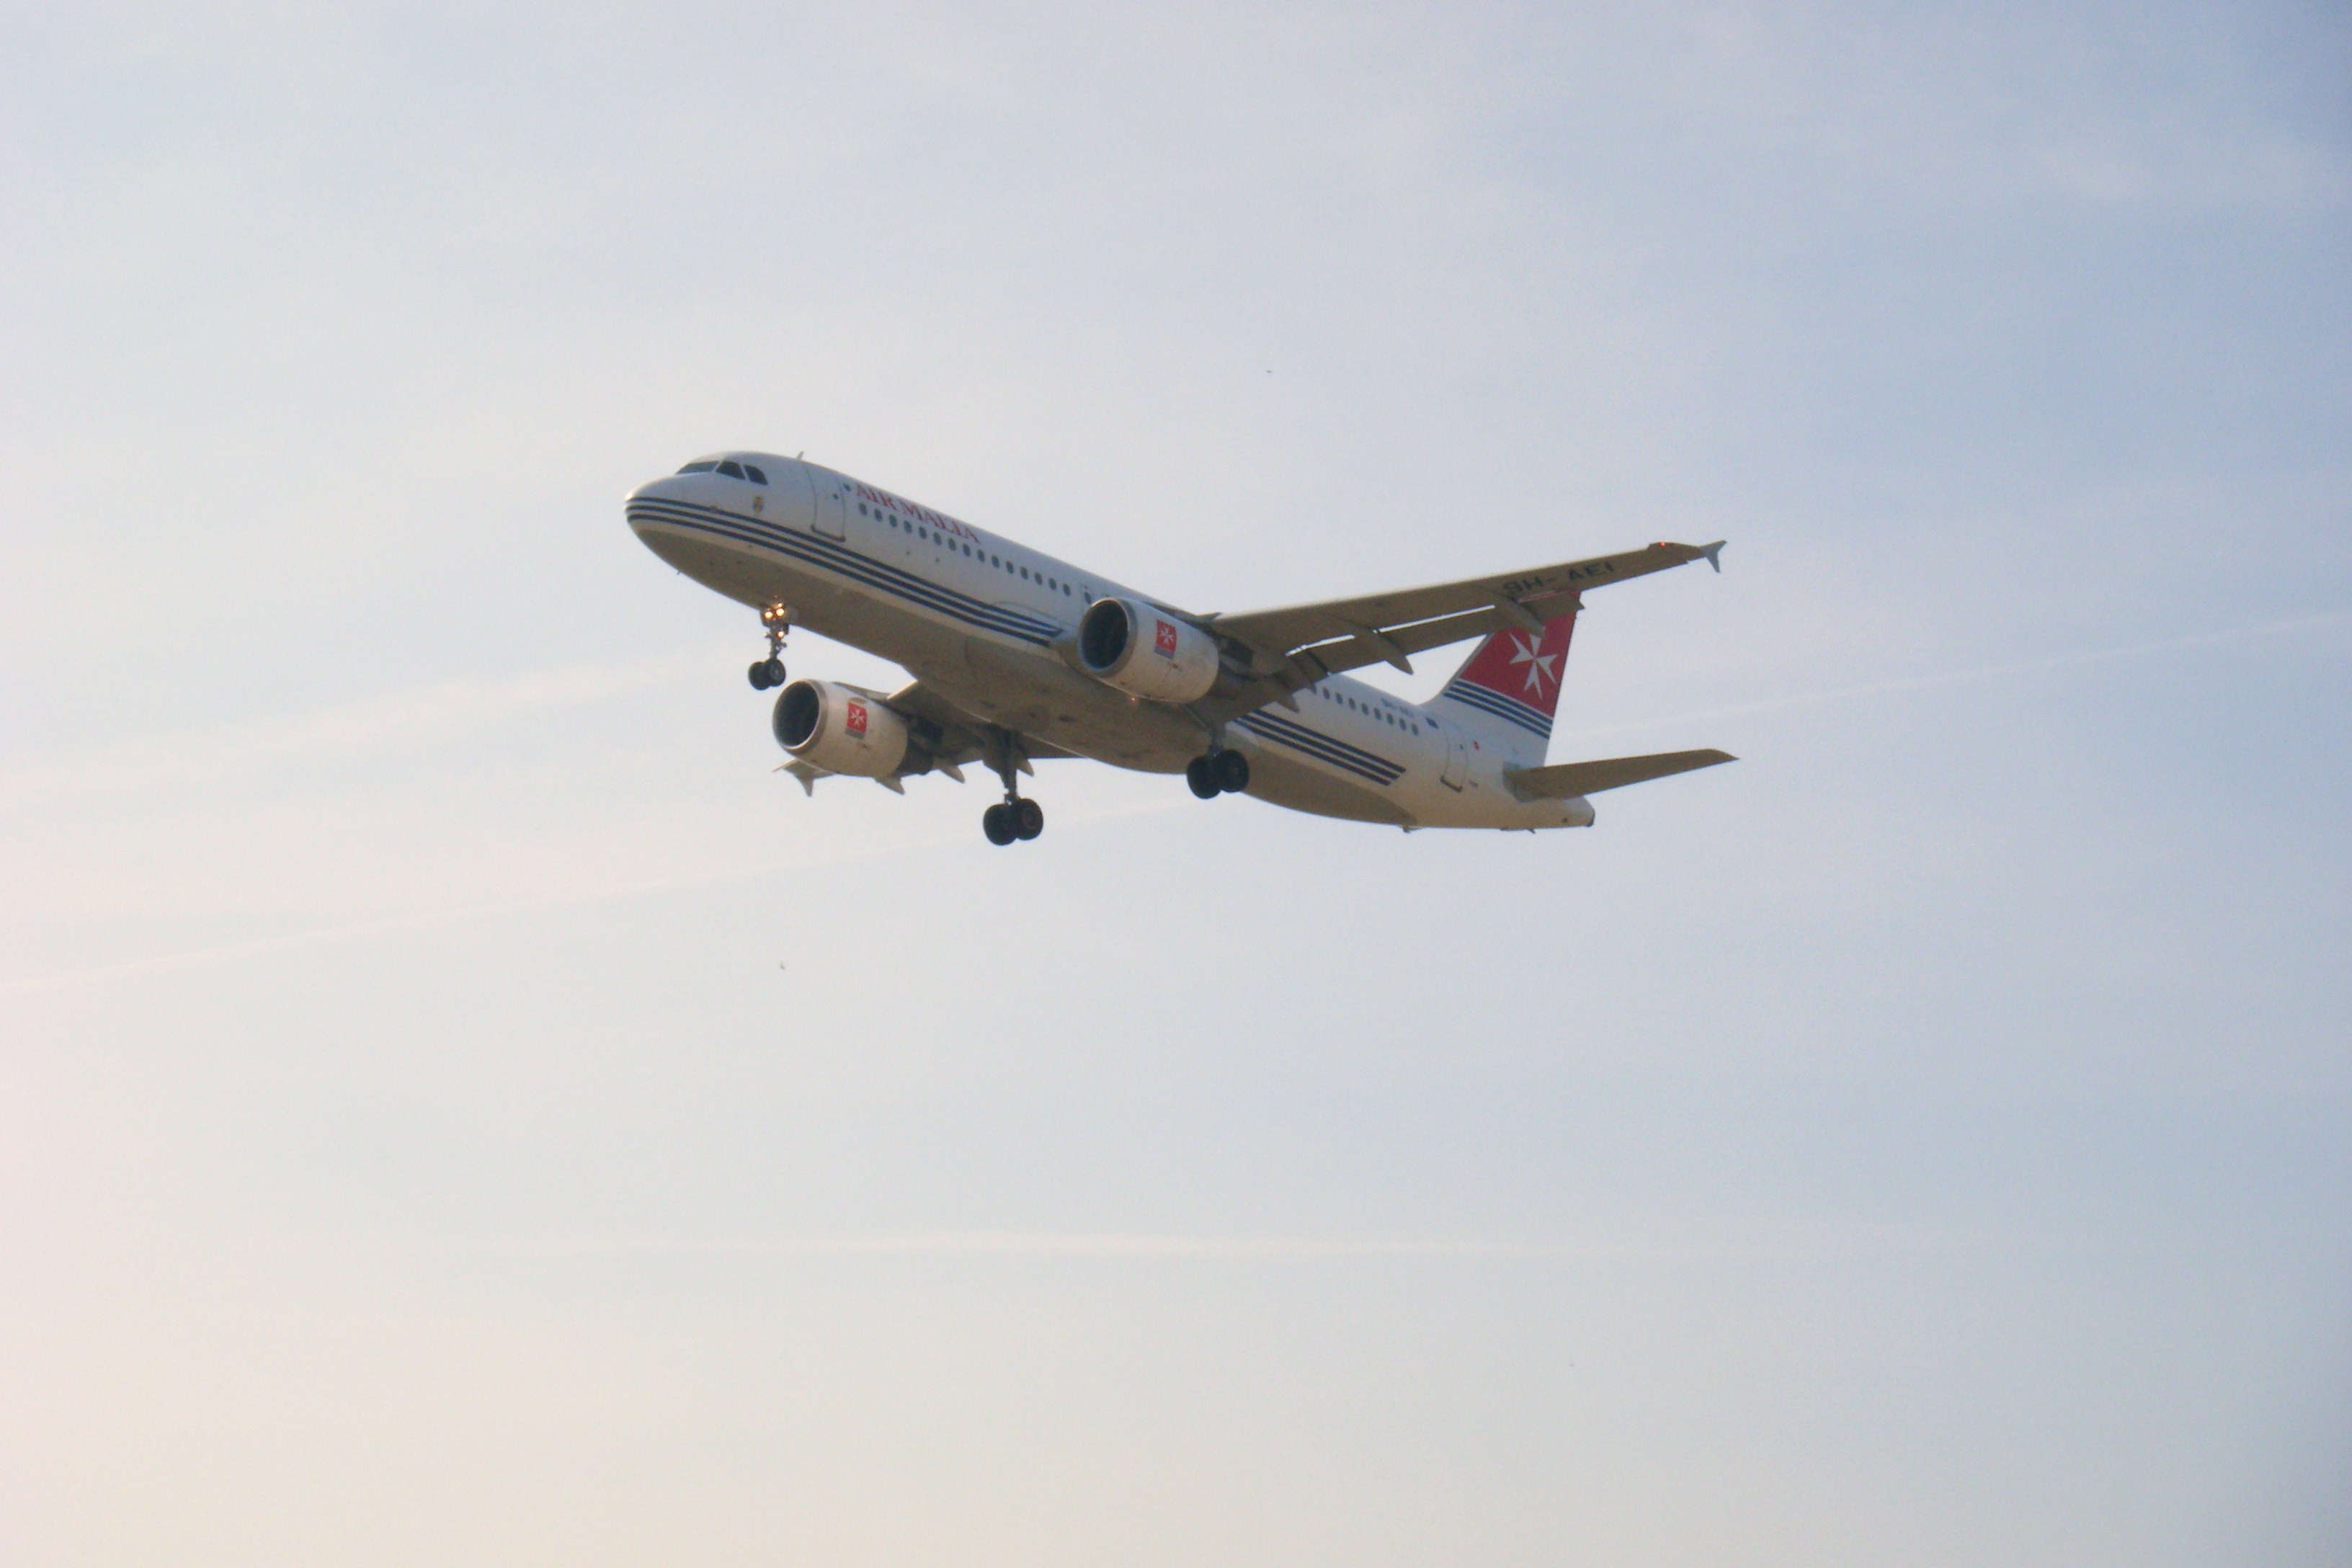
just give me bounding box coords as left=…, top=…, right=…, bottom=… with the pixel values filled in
left=1283, top=602, right=1510, bottom=680
left=1504, top=748, right=1736, bottom=801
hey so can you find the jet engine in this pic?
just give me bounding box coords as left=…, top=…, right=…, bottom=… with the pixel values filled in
left=1077, top=597, right=1220, bottom=703
left=773, top=679, right=909, bottom=778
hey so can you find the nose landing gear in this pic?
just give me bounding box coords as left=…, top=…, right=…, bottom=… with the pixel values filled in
left=747, top=603, right=793, bottom=690
left=1186, top=747, right=1250, bottom=799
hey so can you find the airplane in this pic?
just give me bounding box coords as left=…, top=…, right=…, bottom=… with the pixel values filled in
left=626, top=452, right=1734, bottom=845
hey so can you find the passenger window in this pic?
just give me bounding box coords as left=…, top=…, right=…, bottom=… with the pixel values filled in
left=744, top=465, right=768, bottom=484
left=718, top=460, right=746, bottom=479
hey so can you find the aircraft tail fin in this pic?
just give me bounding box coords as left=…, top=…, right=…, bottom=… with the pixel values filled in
left=1424, top=610, right=1577, bottom=765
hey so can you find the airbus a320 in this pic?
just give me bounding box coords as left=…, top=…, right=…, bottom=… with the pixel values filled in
left=627, top=453, right=1733, bottom=845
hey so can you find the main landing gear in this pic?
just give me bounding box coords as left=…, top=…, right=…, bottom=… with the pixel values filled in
left=981, top=730, right=1045, bottom=847
left=982, top=796, right=1044, bottom=847
left=1186, top=747, right=1250, bottom=800
left=747, top=602, right=792, bottom=690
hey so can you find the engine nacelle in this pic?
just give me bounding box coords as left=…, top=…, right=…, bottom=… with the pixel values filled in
left=1076, top=597, right=1220, bottom=703
left=773, top=679, right=909, bottom=778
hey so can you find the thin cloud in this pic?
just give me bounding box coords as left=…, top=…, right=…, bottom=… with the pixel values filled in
left=0, top=794, right=1188, bottom=1000
left=480, top=1221, right=2157, bottom=1263
left=11, top=608, right=2340, bottom=999
left=0, top=646, right=728, bottom=801
left=1557, top=607, right=2351, bottom=744
left=526, top=1231, right=1589, bottom=1260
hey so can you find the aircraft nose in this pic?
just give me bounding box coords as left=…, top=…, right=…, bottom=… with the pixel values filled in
left=625, top=472, right=695, bottom=540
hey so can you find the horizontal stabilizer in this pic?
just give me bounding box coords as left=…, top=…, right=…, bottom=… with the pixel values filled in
left=1504, top=748, right=1736, bottom=801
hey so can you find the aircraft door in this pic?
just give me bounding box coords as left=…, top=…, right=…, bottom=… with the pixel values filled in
left=817, top=484, right=847, bottom=540
left=1440, top=723, right=1469, bottom=790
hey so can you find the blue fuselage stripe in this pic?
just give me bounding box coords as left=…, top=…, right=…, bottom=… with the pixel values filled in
left=1236, top=713, right=1404, bottom=785
left=1440, top=681, right=1553, bottom=737
left=628, top=499, right=1066, bottom=644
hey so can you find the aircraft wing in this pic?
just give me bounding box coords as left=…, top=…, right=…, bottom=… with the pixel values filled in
left=1502, top=748, right=1736, bottom=801
left=1199, top=540, right=1724, bottom=705
left=1195, top=535, right=1731, bottom=719
left=879, top=680, right=1077, bottom=775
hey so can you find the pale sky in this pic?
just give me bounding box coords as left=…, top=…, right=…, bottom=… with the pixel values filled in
left=3, top=4, right=2348, bottom=1564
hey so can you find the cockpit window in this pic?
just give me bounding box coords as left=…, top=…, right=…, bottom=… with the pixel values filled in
left=679, top=456, right=771, bottom=483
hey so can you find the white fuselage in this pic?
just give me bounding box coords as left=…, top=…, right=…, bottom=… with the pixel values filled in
left=626, top=454, right=1592, bottom=830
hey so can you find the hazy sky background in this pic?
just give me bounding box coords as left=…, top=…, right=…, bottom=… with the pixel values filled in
left=3, top=3, right=2348, bottom=1564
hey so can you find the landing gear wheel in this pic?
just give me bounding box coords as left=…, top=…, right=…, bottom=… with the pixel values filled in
left=1189, top=749, right=1250, bottom=796
left=979, top=727, right=1043, bottom=845
left=750, top=603, right=793, bottom=691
